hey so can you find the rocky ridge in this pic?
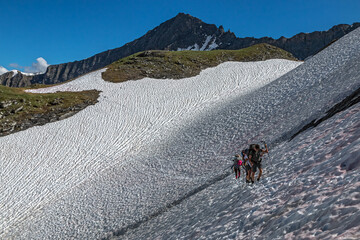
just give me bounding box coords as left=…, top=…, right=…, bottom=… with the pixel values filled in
left=102, top=43, right=297, bottom=83
left=1, top=13, right=359, bottom=87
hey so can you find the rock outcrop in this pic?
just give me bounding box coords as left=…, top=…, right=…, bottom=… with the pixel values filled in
left=102, top=44, right=297, bottom=83
left=1, top=13, right=359, bottom=87
left=0, top=92, right=99, bottom=137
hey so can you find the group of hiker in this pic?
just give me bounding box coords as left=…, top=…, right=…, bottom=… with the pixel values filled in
left=232, top=142, right=269, bottom=183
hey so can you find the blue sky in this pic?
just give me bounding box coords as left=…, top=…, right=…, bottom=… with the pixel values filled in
left=0, top=0, right=359, bottom=72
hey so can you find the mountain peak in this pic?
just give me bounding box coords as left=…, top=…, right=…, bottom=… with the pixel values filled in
left=167, top=12, right=208, bottom=28
left=133, top=12, right=220, bottom=52
left=172, top=12, right=199, bottom=22
left=174, top=12, right=193, bottom=18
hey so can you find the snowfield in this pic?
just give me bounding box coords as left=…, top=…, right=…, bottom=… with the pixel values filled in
left=120, top=99, right=360, bottom=240
left=1, top=27, right=360, bottom=239
left=0, top=59, right=301, bottom=238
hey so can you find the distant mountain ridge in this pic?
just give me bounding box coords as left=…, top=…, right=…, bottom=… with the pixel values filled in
left=1, top=13, right=359, bottom=87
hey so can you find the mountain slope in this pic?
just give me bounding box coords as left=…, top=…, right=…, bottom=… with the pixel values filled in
left=117, top=103, right=360, bottom=240
left=0, top=44, right=295, bottom=137
left=108, top=24, right=360, bottom=240
left=1, top=13, right=358, bottom=87
left=0, top=59, right=301, bottom=238
left=1, top=27, right=359, bottom=239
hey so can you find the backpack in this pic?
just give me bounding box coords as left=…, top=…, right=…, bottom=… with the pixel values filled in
left=243, top=149, right=250, bottom=156
left=232, top=157, right=242, bottom=169
left=248, top=144, right=261, bottom=163
left=249, top=144, right=258, bottom=151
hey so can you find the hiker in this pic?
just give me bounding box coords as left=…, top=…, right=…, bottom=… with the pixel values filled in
left=249, top=143, right=268, bottom=183
left=241, top=149, right=252, bottom=183
left=232, top=154, right=242, bottom=179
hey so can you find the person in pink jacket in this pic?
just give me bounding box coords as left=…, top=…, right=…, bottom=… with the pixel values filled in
left=232, top=154, right=243, bottom=179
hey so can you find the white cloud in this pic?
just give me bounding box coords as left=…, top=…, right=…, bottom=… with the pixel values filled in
left=9, top=63, right=22, bottom=69
left=8, top=57, right=49, bottom=74
left=24, top=57, right=49, bottom=74
left=0, top=66, right=9, bottom=75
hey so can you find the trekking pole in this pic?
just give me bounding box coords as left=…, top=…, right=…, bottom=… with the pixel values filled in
left=261, top=141, right=271, bottom=164
left=241, top=166, right=245, bottom=187
left=226, top=155, right=236, bottom=173
left=260, top=141, right=272, bottom=173
left=225, top=165, right=233, bottom=172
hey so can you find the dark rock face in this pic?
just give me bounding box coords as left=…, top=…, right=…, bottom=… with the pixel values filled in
left=1, top=13, right=359, bottom=87
left=0, top=71, right=34, bottom=87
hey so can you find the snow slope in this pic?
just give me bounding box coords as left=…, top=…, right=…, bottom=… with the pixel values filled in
left=1, top=27, right=360, bottom=239
left=113, top=26, right=360, bottom=240
left=117, top=94, right=360, bottom=240
left=0, top=59, right=300, bottom=238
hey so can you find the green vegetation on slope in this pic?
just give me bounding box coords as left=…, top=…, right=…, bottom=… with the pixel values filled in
left=102, top=43, right=298, bottom=83
left=0, top=85, right=99, bottom=136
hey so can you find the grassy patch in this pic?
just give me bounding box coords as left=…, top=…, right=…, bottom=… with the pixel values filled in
left=0, top=85, right=100, bottom=135
left=102, top=43, right=298, bottom=83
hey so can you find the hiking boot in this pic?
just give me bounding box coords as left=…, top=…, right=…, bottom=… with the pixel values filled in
left=257, top=177, right=260, bottom=181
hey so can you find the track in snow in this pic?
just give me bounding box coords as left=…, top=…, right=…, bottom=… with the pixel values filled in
left=109, top=27, right=360, bottom=240
left=0, top=60, right=300, bottom=238
left=2, top=27, right=360, bottom=239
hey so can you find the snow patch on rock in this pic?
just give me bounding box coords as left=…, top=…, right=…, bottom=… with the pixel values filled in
left=177, top=35, right=218, bottom=51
